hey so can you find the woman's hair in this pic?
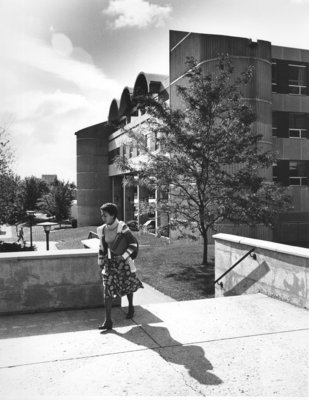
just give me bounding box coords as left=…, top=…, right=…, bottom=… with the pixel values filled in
left=100, top=202, right=118, bottom=218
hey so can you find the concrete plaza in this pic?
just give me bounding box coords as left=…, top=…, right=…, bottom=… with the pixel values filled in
left=0, top=293, right=308, bottom=397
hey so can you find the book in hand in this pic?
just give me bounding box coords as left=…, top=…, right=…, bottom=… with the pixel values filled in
left=110, top=234, right=128, bottom=256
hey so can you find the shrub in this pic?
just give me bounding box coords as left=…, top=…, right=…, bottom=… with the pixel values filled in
left=0, top=241, right=35, bottom=252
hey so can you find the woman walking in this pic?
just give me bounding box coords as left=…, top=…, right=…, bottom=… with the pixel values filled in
left=97, top=203, right=143, bottom=331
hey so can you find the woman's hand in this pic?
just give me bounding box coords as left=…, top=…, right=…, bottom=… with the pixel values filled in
left=114, top=255, right=124, bottom=262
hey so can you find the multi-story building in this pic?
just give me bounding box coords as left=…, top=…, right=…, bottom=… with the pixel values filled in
left=75, top=30, right=309, bottom=247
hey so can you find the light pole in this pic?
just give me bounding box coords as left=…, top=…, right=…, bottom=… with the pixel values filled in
left=37, top=222, right=57, bottom=250
left=26, top=210, right=35, bottom=249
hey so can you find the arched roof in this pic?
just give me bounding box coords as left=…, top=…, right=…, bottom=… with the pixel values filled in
left=119, top=87, right=133, bottom=117
left=133, top=73, right=148, bottom=97
left=107, top=72, right=169, bottom=122
left=133, top=72, right=169, bottom=97
left=108, top=99, right=120, bottom=123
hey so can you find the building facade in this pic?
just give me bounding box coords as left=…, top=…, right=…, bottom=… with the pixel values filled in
left=41, top=174, right=58, bottom=185
left=75, top=31, right=309, bottom=246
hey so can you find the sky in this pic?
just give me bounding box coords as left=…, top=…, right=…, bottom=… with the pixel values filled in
left=1, top=0, right=309, bottom=183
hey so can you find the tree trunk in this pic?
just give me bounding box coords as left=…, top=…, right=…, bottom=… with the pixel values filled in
left=202, top=232, right=208, bottom=266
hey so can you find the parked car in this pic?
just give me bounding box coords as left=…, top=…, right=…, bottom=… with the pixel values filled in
left=126, top=220, right=139, bottom=231
left=33, top=213, right=55, bottom=223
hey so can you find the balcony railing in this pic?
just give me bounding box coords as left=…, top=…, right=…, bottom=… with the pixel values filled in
left=288, top=84, right=307, bottom=95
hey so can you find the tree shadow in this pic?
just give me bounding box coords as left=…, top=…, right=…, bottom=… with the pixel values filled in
left=165, top=263, right=215, bottom=297
left=112, top=322, right=223, bottom=386
left=223, top=261, right=270, bottom=296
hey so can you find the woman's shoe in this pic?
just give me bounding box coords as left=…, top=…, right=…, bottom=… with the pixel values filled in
left=98, top=320, right=113, bottom=330
left=126, top=306, right=135, bottom=319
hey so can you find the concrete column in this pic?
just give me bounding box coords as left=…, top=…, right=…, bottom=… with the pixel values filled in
left=113, top=176, right=124, bottom=220
left=76, top=123, right=114, bottom=226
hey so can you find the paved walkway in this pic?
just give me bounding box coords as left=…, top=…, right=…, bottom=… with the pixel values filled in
left=0, top=225, right=13, bottom=241
left=0, top=293, right=308, bottom=397
left=33, top=241, right=58, bottom=251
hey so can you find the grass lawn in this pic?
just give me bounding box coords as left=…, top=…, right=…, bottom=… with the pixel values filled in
left=137, top=239, right=215, bottom=301
left=9, top=224, right=216, bottom=301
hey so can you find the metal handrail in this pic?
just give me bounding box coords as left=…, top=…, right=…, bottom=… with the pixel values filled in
left=214, top=248, right=256, bottom=287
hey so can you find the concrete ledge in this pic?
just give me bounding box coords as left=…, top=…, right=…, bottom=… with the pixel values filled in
left=81, top=238, right=100, bottom=249
left=213, top=233, right=309, bottom=258
left=0, top=249, right=120, bottom=314
left=0, top=248, right=98, bottom=260
left=213, top=234, right=309, bottom=308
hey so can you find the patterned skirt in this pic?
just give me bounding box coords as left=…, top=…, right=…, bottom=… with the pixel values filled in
left=102, top=258, right=144, bottom=298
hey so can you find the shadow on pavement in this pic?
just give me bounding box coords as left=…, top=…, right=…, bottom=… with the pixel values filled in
left=0, top=307, right=145, bottom=339
left=112, top=322, right=223, bottom=386
left=0, top=305, right=163, bottom=339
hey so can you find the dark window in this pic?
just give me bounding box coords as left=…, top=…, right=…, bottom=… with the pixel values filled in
left=272, top=112, right=278, bottom=136
left=289, top=161, right=308, bottom=185
left=148, top=189, right=156, bottom=199
left=273, top=162, right=278, bottom=183
left=274, top=160, right=289, bottom=186
left=273, top=111, right=289, bottom=138
left=288, top=64, right=307, bottom=95
left=108, top=148, right=120, bottom=165
left=289, top=113, right=307, bottom=138
left=131, top=108, right=138, bottom=117
left=272, top=62, right=278, bottom=93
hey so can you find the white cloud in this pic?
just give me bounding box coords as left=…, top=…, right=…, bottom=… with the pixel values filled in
left=5, top=33, right=121, bottom=98
left=0, top=24, right=123, bottom=181
left=7, top=89, right=110, bottom=182
left=6, top=90, right=90, bottom=122
left=0, top=26, right=122, bottom=181
left=290, top=0, right=309, bottom=3
left=103, top=0, right=172, bottom=29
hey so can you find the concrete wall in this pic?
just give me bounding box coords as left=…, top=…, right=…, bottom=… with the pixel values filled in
left=76, top=122, right=113, bottom=226
left=213, top=233, right=309, bottom=308
left=0, top=250, right=120, bottom=315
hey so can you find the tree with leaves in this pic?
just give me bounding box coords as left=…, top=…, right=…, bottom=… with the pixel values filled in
left=18, top=176, right=49, bottom=212
left=0, top=173, right=22, bottom=226
left=118, top=56, right=291, bottom=265
left=37, top=179, right=76, bottom=226
left=0, top=116, right=14, bottom=175
left=0, top=117, right=19, bottom=227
